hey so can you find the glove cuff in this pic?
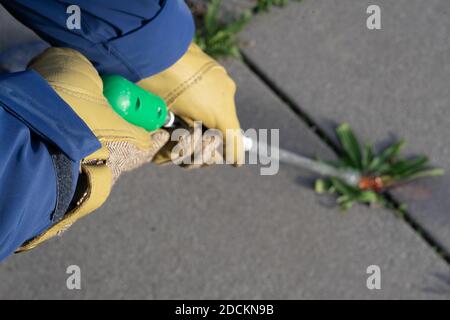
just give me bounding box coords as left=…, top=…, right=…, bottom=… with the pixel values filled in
left=17, top=164, right=112, bottom=252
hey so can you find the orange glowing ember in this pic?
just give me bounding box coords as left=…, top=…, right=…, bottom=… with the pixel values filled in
left=358, top=176, right=384, bottom=192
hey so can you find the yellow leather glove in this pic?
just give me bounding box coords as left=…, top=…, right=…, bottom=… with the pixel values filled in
left=18, top=48, right=169, bottom=252
left=138, top=43, right=244, bottom=167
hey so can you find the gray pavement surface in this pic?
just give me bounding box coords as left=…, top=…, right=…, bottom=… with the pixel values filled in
left=1, top=2, right=450, bottom=299
left=240, top=0, right=450, bottom=253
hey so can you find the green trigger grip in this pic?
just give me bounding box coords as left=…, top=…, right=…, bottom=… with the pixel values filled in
left=102, top=75, right=169, bottom=132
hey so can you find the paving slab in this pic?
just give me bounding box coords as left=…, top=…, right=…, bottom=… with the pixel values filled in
left=240, top=0, right=450, bottom=253
left=0, top=58, right=449, bottom=299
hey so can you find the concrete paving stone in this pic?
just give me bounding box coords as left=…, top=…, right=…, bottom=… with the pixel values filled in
left=0, top=57, right=449, bottom=299
left=240, top=0, right=450, bottom=253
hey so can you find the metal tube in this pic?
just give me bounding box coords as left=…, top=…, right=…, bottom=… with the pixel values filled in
left=244, top=137, right=361, bottom=187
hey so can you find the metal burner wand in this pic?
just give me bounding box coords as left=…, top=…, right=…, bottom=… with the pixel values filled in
left=243, top=137, right=361, bottom=187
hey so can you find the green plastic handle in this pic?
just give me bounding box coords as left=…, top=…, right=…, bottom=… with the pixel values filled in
left=102, top=75, right=168, bottom=131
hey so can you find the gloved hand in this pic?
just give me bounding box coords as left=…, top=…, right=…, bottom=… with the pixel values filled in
left=138, top=43, right=244, bottom=167
left=18, top=48, right=169, bottom=252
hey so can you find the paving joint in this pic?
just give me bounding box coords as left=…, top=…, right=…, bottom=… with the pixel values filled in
left=241, top=52, right=342, bottom=155
left=383, top=193, right=450, bottom=264
left=240, top=50, right=450, bottom=266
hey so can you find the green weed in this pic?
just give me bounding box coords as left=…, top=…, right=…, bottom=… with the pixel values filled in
left=315, top=123, right=444, bottom=210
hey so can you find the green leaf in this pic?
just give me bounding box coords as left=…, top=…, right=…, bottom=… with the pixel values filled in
left=339, top=199, right=354, bottom=210
left=375, top=163, right=393, bottom=175
left=380, top=140, right=405, bottom=160
left=256, top=0, right=292, bottom=12
left=398, top=203, right=408, bottom=215
left=362, top=144, right=374, bottom=171
left=389, top=156, right=428, bottom=177
left=224, top=11, right=251, bottom=34
left=336, top=123, right=362, bottom=169
left=315, top=179, right=326, bottom=194
left=330, top=177, right=358, bottom=196
left=194, top=0, right=251, bottom=59
left=355, top=191, right=379, bottom=204
left=229, top=46, right=242, bottom=58
left=402, top=168, right=445, bottom=181
left=313, top=122, right=444, bottom=211
left=389, top=156, right=426, bottom=172
left=369, top=140, right=405, bottom=173
left=204, top=0, right=221, bottom=34
left=337, top=194, right=351, bottom=204
left=367, top=156, right=381, bottom=173
left=315, top=179, right=333, bottom=194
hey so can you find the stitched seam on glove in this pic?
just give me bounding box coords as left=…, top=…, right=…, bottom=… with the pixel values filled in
left=164, top=61, right=221, bottom=105
left=29, top=50, right=103, bottom=90
left=48, top=84, right=108, bottom=106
